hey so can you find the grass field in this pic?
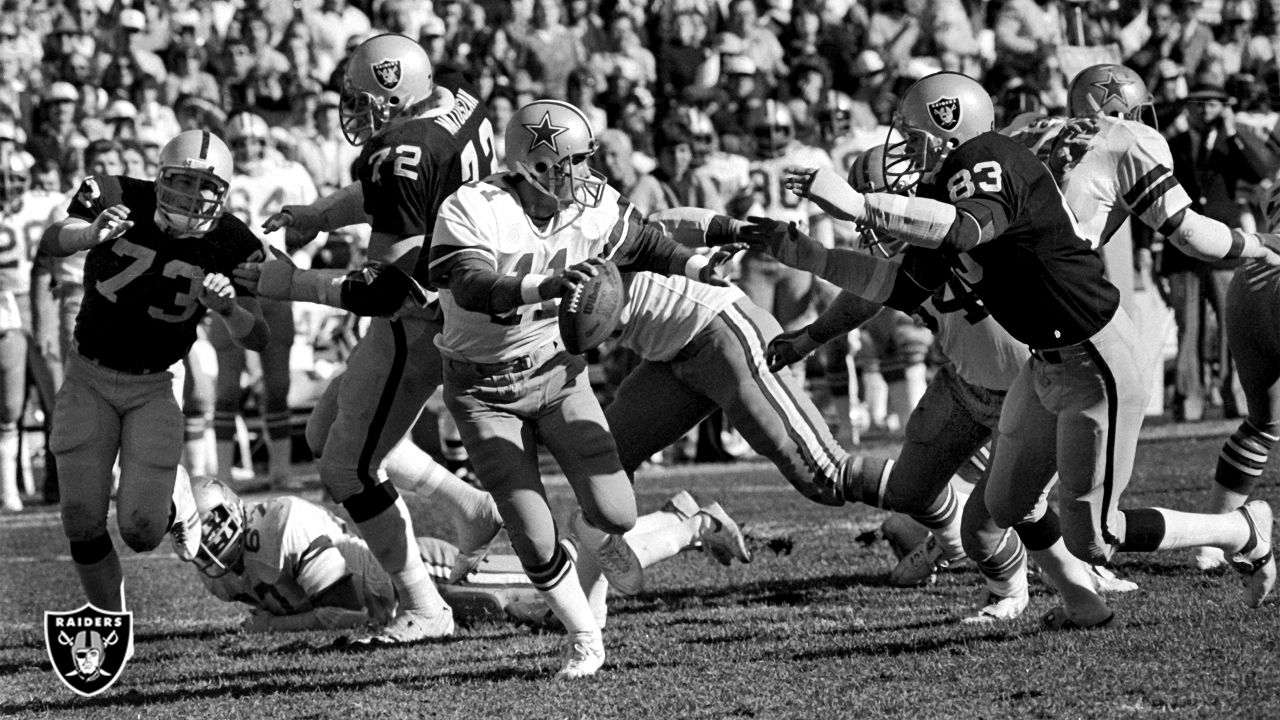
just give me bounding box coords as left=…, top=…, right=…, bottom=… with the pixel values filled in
left=2, top=421, right=1278, bottom=719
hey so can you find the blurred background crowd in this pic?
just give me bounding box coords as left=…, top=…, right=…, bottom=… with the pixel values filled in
left=3, top=0, right=1278, bottom=496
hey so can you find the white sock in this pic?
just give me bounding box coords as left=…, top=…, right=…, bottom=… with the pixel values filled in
left=1147, top=508, right=1250, bottom=553
left=543, top=557, right=600, bottom=636
left=984, top=550, right=1028, bottom=599
left=631, top=508, right=684, bottom=536
left=0, top=430, right=19, bottom=506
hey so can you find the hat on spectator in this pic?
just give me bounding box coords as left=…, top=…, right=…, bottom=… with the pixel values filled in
left=318, top=91, right=342, bottom=108
left=854, top=50, right=886, bottom=77
left=43, top=82, right=79, bottom=104
left=172, top=9, right=200, bottom=29
left=0, top=117, right=17, bottom=141
left=120, top=8, right=146, bottom=32
left=104, top=100, right=138, bottom=121
left=714, top=32, right=746, bottom=55
left=722, top=54, right=757, bottom=76
left=176, top=94, right=227, bottom=125
left=136, top=126, right=166, bottom=149
left=422, top=15, right=446, bottom=38
left=1186, top=82, right=1232, bottom=103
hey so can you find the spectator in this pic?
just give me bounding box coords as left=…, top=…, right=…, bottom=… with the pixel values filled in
left=486, top=86, right=517, bottom=171
left=164, top=43, right=220, bottom=107
left=420, top=15, right=448, bottom=66
left=133, top=75, right=181, bottom=142
left=992, top=0, right=1066, bottom=88
left=101, top=99, right=139, bottom=142
left=652, top=120, right=719, bottom=210
left=513, top=0, right=586, bottom=100
left=279, top=21, right=331, bottom=102
left=566, top=69, right=609, bottom=135
left=722, top=0, right=787, bottom=88
left=1162, top=79, right=1259, bottom=421
left=593, top=128, right=667, bottom=215
left=117, top=7, right=167, bottom=83
left=306, top=0, right=371, bottom=64
left=866, top=0, right=923, bottom=74
left=100, top=54, right=141, bottom=102
left=25, top=82, right=86, bottom=177
left=295, top=91, right=358, bottom=193
left=591, top=13, right=657, bottom=92
left=712, top=54, right=764, bottom=154
left=655, top=8, right=717, bottom=99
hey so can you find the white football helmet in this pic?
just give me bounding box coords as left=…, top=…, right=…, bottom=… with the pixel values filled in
left=190, top=478, right=246, bottom=578
left=1068, top=63, right=1156, bottom=126
left=155, top=129, right=233, bottom=237
left=676, top=106, right=716, bottom=164
left=225, top=111, right=271, bottom=174
left=340, top=33, right=435, bottom=146
left=885, top=72, right=994, bottom=193
left=816, top=90, right=854, bottom=144
left=505, top=99, right=607, bottom=209
left=0, top=147, right=31, bottom=213
left=748, top=99, right=794, bottom=159
left=847, top=145, right=905, bottom=257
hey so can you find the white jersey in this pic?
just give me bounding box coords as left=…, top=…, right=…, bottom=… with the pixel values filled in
left=0, top=189, right=61, bottom=294
left=201, top=497, right=396, bottom=624
left=1006, top=115, right=1193, bottom=248
left=690, top=151, right=751, bottom=214
left=431, top=177, right=663, bottom=364
left=744, top=143, right=834, bottom=230
left=616, top=272, right=744, bottom=362
left=227, top=159, right=320, bottom=251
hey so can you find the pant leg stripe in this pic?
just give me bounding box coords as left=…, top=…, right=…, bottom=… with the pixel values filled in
left=356, top=319, right=409, bottom=489
left=721, top=304, right=839, bottom=480
left=1082, top=340, right=1121, bottom=548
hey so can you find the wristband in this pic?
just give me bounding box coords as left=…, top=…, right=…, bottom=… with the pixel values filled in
left=521, top=274, right=548, bottom=304
left=1225, top=230, right=1246, bottom=260
left=684, top=254, right=709, bottom=280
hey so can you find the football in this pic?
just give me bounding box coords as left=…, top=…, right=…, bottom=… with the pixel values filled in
left=558, top=260, right=626, bottom=354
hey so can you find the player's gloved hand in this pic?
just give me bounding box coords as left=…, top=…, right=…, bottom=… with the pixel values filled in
left=700, top=242, right=747, bottom=286
left=88, top=204, right=134, bottom=245
left=234, top=247, right=298, bottom=301
left=198, top=272, right=239, bottom=314
left=537, top=256, right=607, bottom=300
left=741, top=216, right=828, bottom=273
left=766, top=327, right=823, bottom=372
left=262, top=205, right=322, bottom=244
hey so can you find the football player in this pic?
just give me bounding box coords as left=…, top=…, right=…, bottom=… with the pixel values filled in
left=750, top=71, right=1279, bottom=626
left=237, top=33, right=496, bottom=645
left=40, top=129, right=270, bottom=614
left=214, top=111, right=320, bottom=490
left=187, top=478, right=748, bottom=634
left=0, top=147, right=61, bottom=510
left=676, top=105, right=751, bottom=215
left=427, top=99, right=736, bottom=678
left=1195, top=178, right=1280, bottom=569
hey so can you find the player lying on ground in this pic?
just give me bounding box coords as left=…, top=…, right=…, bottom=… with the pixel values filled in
left=41, top=129, right=270, bottom=614
left=728, top=71, right=1278, bottom=628
left=185, top=478, right=748, bottom=635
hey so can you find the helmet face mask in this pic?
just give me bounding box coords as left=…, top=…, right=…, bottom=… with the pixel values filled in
left=191, top=479, right=246, bottom=579
left=0, top=150, right=30, bottom=213
left=749, top=100, right=794, bottom=159
left=848, top=145, right=907, bottom=257
left=226, top=112, right=271, bottom=173
left=155, top=130, right=232, bottom=237
left=506, top=100, right=608, bottom=212
left=816, top=91, right=853, bottom=144
left=340, top=33, right=435, bottom=147
left=885, top=72, right=994, bottom=193
left=1068, top=63, right=1156, bottom=127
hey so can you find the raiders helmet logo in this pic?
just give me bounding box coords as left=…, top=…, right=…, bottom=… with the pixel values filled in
left=45, top=604, right=133, bottom=697
left=927, top=97, right=961, bottom=131
left=372, top=59, right=402, bottom=91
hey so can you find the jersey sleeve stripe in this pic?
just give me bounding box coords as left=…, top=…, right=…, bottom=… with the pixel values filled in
left=427, top=245, right=495, bottom=270
left=1129, top=175, right=1182, bottom=219
left=297, top=534, right=336, bottom=570
left=1121, top=165, right=1172, bottom=208
left=604, top=200, right=637, bottom=258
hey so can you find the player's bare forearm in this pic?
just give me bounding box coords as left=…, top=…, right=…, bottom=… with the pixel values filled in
left=1165, top=210, right=1280, bottom=264
left=42, top=208, right=132, bottom=256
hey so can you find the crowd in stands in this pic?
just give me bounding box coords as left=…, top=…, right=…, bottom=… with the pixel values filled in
left=4, top=0, right=1277, bottom=479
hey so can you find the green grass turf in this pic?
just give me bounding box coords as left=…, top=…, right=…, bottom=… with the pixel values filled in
left=1, top=431, right=1277, bottom=719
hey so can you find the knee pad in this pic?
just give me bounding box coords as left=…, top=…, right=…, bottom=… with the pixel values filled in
left=1216, top=420, right=1279, bottom=494
left=68, top=532, right=114, bottom=565
left=341, top=481, right=400, bottom=523
left=1009, top=511, right=1061, bottom=552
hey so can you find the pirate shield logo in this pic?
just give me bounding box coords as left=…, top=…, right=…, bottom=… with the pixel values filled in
left=45, top=604, right=133, bottom=697
left=927, top=97, right=961, bottom=131
left=372, top=59, right=402, bottom=91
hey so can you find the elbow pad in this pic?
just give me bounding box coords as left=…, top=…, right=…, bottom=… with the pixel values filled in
left=340, top=263, right=428, bottom=317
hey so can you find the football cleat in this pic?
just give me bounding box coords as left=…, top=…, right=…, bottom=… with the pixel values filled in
left=570, top=511, right=644, bottom=596
left=1230, top=500, right=1276, bottom=608
left=1088, top=564, right=1139, bottom=593
left=354, top=607, right=455, bottom=646
left=1040, top=604, right=1115, bottom=631
left=662, top=490, right=699, bottom=520
left=881, top=514, right=931, bottom=560
left=887, top=535, right=965, bottom=587
left=698, top=502, right=752, bottom=565
left=960, top=587, right=1029, bottom=625
left=169, top=469, right=202, bottom=561
left=555, top=631, right=605, bottom=679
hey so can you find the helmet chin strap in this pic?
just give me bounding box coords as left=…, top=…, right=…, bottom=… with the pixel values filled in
left=154, top=209, right=210, bottom=239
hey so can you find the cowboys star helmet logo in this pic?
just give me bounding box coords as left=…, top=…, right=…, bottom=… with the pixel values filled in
left=927, top=97, right=961, bottom=131
left=1090, top=71, right=1130, bottom=107
left=523, top=111, right=569, bottom=153
left=371, top=59, right=402, bottom=91
left=45, top=604, right=133, bottom=697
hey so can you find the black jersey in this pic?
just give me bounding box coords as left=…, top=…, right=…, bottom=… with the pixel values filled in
left=353, top=72, right=494, bottom=285
left=889, top=132, right=1119, bottom=350
left=67, top=175, right=265, bottom=372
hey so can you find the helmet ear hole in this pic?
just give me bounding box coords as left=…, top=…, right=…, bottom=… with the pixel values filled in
left=388, top=96, right=400, bottom=106
left=534, top=161, right=549, bottom=173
